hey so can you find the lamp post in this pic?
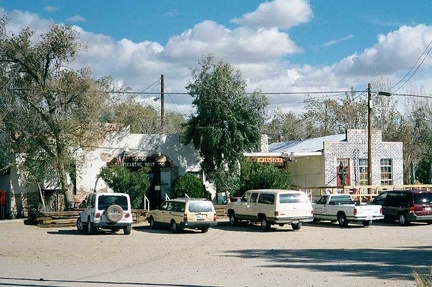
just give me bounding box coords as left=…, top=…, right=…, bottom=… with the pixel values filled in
left=367, top=83, right=391, bottom=191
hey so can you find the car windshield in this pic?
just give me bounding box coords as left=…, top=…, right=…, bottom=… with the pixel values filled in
left=188, top=201, right=213, bottom=213
left=280, top=193, right=308, bottom=204
left=414, top=193, right=432, bottom=204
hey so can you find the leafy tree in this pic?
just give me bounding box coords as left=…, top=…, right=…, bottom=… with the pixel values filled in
left=102, top=96, right=185, bottom=134
left=0, top=19, right=111, bottom=208
left=262, top=109, right=309, bottom=143
left=98, top=165, right=150, bottom=208
left=239, top=160, right=291, bottom=195
left=183, top=55, right=268, bottom=183
left=171, top=173, right=207, bottom=199
left=208, top=168, right=240, bottom=195
left=302, top=89, right=368, bottom=137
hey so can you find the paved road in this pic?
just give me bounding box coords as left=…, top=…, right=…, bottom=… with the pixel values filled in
left=0, top=219, right=430, bottom=287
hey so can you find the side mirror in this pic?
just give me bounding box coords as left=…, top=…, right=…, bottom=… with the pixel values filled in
left=237, top=198, right=241, bottom=203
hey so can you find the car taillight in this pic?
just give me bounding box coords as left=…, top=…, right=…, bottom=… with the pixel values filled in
left=354, top=208, right=357, bottom=216
left=380, top=207, right=383, bottom=214
left=183, top=214, right=188, bottom=222
left=124, top=213, right=130, bottom=218
left=274, top=211, right=279, bottom=216
left=213, top=214, right=217, bottom=222
left=409, top=207, right=415, bottom=213
left=95, top=212, right=101, bottom=218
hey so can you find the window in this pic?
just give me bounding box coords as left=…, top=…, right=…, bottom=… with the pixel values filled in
left=414, top=193, right=432, bottom=204
left=317, top=196, right=328, bottom=205
left=358, top=159, right=368, bottom=185
left=173, top=202, right=185, bottom=212
left=241, top=192, right=251, bottom=202
left=250, top=193, right=259, bottom=203
left=188, top=202, right=212, bottom=213
left=279, top=193, right=308, bottom=203
left=380, top=159, right=393, bottom=185
left=258, top=193, right=275, bottom=205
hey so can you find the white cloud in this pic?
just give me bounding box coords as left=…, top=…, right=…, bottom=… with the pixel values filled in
left=43, top=6, right=57, bottom=12
left=2, top=7, right=432, bottom=115
left=321, top=35, right=355, bottom=48
left=163, top=9, right=180, bottom=17
left=67, top=15, right=86, bottom=23
left=231, top=0, right=313, bottom=29
left=163, top=20, right=302, bottom=64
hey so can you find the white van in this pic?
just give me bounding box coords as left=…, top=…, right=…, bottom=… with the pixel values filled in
left=226, top=189, right=313, bottom=231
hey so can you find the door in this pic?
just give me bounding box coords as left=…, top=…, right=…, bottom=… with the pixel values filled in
left=314, top=195, right=329, bottom=219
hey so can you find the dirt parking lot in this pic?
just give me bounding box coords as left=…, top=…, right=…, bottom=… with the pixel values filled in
left=0, top=219, right=431, bottom=287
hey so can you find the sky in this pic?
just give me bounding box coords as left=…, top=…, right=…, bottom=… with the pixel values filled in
left=1, top=0, right=432, bottom=117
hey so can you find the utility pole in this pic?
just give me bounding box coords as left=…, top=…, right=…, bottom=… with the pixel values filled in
left=160, top=74, right=165, bottom=134
left=367, top=83, right=372, bottom=190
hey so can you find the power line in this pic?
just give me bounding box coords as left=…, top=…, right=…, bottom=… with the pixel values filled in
left=392, top=38, right=432, bottom=92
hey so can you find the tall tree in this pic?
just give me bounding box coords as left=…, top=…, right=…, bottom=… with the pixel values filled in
left=0, top=19, right=110, bottom=208
left=262, top=109, right=309, bottom=143
left=183, top=55, right=268, bottom=180
left=101, top=95, right=185, bottom=134
left=302, top=89, right=368, bottom=137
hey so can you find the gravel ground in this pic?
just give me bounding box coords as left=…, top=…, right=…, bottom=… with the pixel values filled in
left=0, top=218, right=431, bottom=287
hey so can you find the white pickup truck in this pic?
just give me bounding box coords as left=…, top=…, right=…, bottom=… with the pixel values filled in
left=312, top=194, right=383, bottom=227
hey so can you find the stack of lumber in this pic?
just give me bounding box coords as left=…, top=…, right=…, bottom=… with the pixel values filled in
left=29, top=209, right=148, bottom=227
left=214, top=205, right=227, bottom=219
left=33, top=211, right=79, bottom=227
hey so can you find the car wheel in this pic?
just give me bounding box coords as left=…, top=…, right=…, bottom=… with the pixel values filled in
left=87, top=219, right=97, bottom=235
left=148, top=216, right=156, bottom=229
left=171, top=221, right=179, bottom=233
left=399, top=214, right=409, bottom=226
left=338, top=213, right=348, bottom=227
left=362, top=220, right=372, bottom=227
left=229, top=212, right=238, bottom=226
left=106, top=204, right=124, bottom=223
left=291, top=222, right=302, bottom=231
left=261, top=217, right=270, bottom=231
left=123, top=225, right=132, bottom=235
left=427, top=221, right=432, bottom=225
left=201, top=227, right=209, bottom=233
left=76, top=217, right=86, bottom=232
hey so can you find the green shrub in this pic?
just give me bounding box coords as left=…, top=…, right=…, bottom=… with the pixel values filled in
left=98, top=165, right=150, bottom=208
left=239, top=161, right=291, bottom=195
left=171, top=173, right=208, bottom=199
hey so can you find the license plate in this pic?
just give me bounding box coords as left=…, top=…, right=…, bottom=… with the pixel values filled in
left=197, top=214, right=205, bottom=220
left=425, top=207, right=431, bottom=211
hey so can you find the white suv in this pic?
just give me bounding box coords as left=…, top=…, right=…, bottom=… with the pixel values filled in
left=226, top=189, right=314, bottom=231
left=76, top=193, right=133, bottom=235
left=147, top=198, right=217, bottom=233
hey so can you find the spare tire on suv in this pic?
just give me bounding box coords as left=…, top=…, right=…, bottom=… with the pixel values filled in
left=106, top=204, right=124, bottom=223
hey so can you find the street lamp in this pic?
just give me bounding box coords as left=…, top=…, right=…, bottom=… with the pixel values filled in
left=367, top=83, right=391, bottom=190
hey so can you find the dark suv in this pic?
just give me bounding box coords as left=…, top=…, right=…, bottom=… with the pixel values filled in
left=372, top=190, right=432, bottom=225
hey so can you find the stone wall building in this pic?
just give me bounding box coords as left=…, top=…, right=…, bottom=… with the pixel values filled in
left=269, top=129, right=403, bottom=195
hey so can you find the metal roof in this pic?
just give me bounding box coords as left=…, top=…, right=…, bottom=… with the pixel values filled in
left=269, top=134, right=346, bottom=154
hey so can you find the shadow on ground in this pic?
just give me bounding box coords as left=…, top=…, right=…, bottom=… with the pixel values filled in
left=224, top=245, right=432, bottom=282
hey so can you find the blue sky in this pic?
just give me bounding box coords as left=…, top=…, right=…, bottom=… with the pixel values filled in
left=1, top=0, right=432, bottom=116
